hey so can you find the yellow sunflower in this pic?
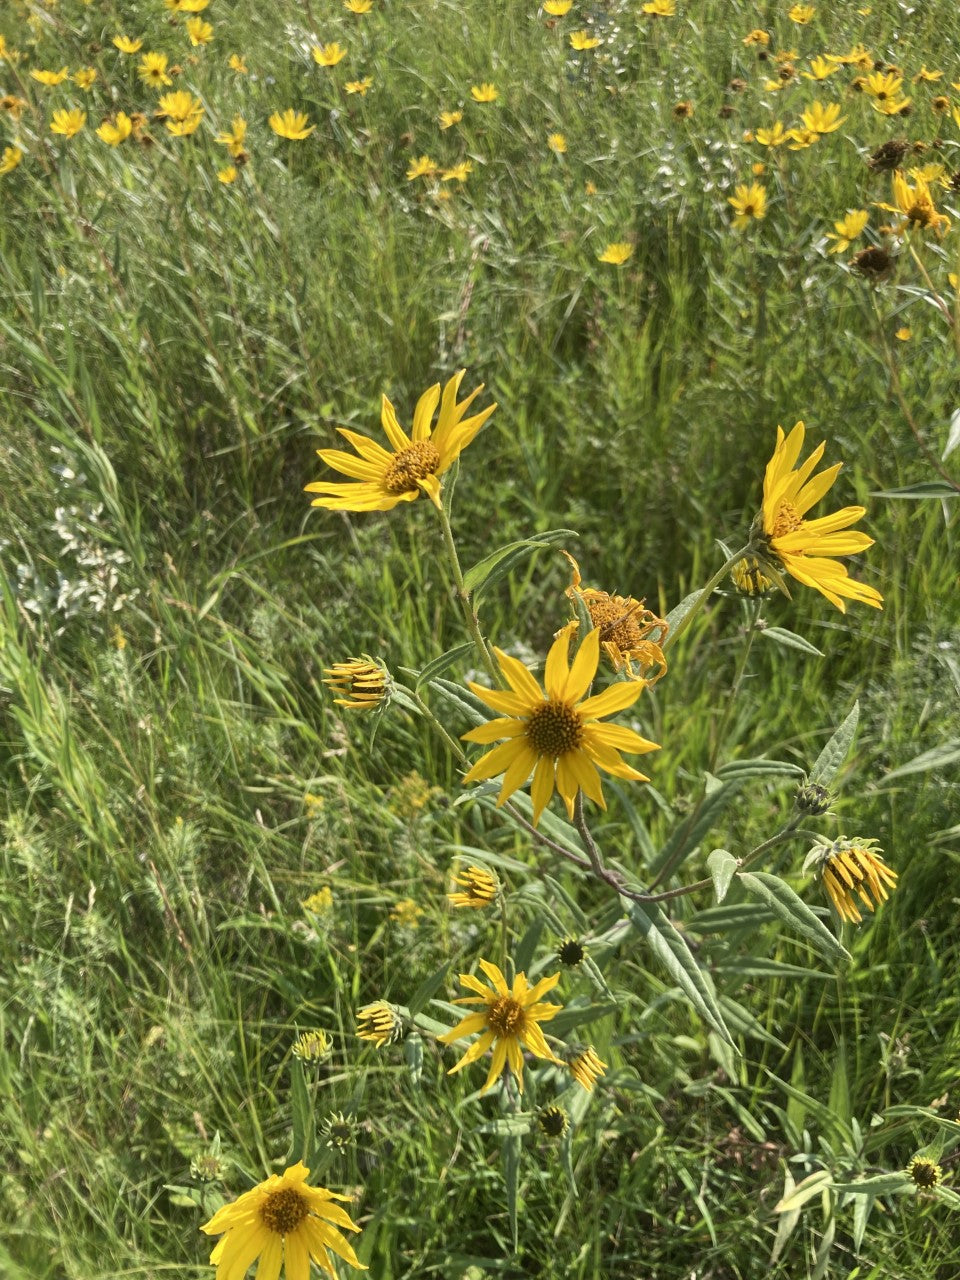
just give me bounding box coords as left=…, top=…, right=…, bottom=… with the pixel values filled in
left=756, top=421, right=882, bottom=612
left=305, top=371, right=495, bottom=512
left=438, top=959, right=562, bottom=1093
left=199, top=1161, right=366, bottom=1280
left=462, top=627, right=659, bottom=826
left=804, top=837, right=897, bottom=924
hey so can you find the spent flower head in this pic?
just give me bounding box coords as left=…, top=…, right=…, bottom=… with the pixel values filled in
left=448, top=864, right=500, bottom=909
left=323, top=657, right=390, bottom=710
left=292, top=1029, right=333, bottom=1062
left=356, top=1001, right=403, bottom=1047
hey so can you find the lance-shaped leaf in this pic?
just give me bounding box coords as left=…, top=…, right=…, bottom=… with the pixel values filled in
left=738, top=871, right=850, bottom=963
left=808, top=703, right=859, bottom=786
left=627, top=902, right=733, bottom=1045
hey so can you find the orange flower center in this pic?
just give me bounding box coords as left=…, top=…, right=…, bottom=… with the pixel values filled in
left=771, top=500, right=803, bottom=538
left=525, top=701, right=584, bottom=758
left=585, top=591, right=644, bottom=652
left=383, top=441, right=441, bottom=494
left=260, top=1187, right=309, bottom=1235
left=487, top=995, right=525, bottom=1036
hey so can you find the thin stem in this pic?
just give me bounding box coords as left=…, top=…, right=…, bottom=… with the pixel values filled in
left=870, top=293, right=960, bottom=494
left=434, top=499, right=501, bottom=684
left=707, top=600, right=762, bottom=774
left=907, top=240, right=955, bottom=335
left=406, top=687, right=469, bottom=764
left=662, top=546, right=751, bottom=655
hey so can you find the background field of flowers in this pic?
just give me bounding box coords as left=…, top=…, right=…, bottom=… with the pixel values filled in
left=1, top=0, right=959, bottom=1276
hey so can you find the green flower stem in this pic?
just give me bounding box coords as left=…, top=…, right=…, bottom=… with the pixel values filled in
left=435, top=499, right=502, bottom=685
left=574, top=795, right=804, bottom=906
left=407, top=687, right=470, bottom=765
left=707, top=599, right=762, bottom=774
left=662, top=545, right=751, bottom=655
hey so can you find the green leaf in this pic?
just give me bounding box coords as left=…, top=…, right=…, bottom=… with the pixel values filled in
left=932, top=1185, right=960, bottom=1210
left=548, top=1001, right=618, bottom=1039
left=407, top=960, right=451, bottom=1017
left=738, top=871, right=850, bottom=963
left=830, top=1173, right=912, bottom=1195
left=883, top=739, right=960, bottom=782
left=808, top=702, right=859, bottom=786
left=664, top=590, right=701, bottom=634
left=403, top=1033, right=424, bottom=1086
left=513, top=918, right=544, bottom=976
left=463, top=529, right=578, bottom=597
left=715, top=758, right=805, bottom=780
left=758, top=626, right=824, bottom=657
left=289, top=1060, right=312, bottom=1163
left=774, top=1168, right=832, bottom=1213
left=770, top=1169, right=801, bottom=1262
left=871, top=481, right=960, bottom=499
left=686, top=902, right=779, bottom=933
left=475, top=1115, right=533, bottom=1137
left=627, top=903, right=734, bottom=1045
left=414, top=642, right=476, bottom=691
left=707, top=849, right=738, bottom=903
left=502, top=1134, right=522, bottom=1253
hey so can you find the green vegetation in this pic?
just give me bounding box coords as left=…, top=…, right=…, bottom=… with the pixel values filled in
left=1, top=0, right=959, bottom=1276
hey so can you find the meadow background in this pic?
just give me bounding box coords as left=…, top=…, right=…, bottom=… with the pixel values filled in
left=1, top=0, right=959, bottom=1276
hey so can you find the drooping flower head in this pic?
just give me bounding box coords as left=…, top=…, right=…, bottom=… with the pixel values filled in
left=567, top=1045, right=607, bottom=1092
left=306, top=371, right=495, bottom=512
left=323, top=657, right=389, bottom=710
left=753, top=421, right=883, bottom=612
left=462, top=627, right=659, bottom=826
left=438, top=959, right=562, bottom=1093
left=199, top=1161, right=366, bottom=1280
left=803, top=837, right=897, bottom=924
left=448, top=864, right=499, bottom=909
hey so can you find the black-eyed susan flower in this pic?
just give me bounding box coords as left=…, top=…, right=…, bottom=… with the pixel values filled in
left=312, top=43, right=347, bottom=68
left=728, top=182, right=767, bottom=227
left=544, top=0, right=573, bottom=14
left=803, top=838, right=897, bottom=924
left=50, top=109, right=87, bottom=138
left=470, top=83, right=498, bottom=103
left=345, top=77, right=372, bottom=95
left=906, top=1157, right=943, bottom=1188
left=788, top=3, right=815, bottom=21
left=199, top=1161, right=366, bottom=1279
left=563, top=553, right=667, bottom=683
left=597, top=241, right=633, bottom=264
left=356, top=1001, right=402, bottom=1047
left=752, top=420, right=883, bottom=611
left=802, top=56, right=839, bottom=81
left=139, top=52, right=173, bottom=88
left=344, top=0, right=374, bottom=11
left=228, top=53, right=248, bottom=74
left=878, top=169, right=951, bottom=235
left=306, top=371, right=495, bottom=512
left=157, top=90, right=204, bottom=135
left=756, top=122, right=789, bottom=147
left=269, top=109, right=314, bottom=139
left=642, top=0, right=675, bottom=14
left=0, top=145, right=23, bottom=175
left=801, top=101, right=846, bottom=134
left=113, top=35, right=143, bottom=54
left=570, top=30, right=600, bottom=50
left=438, top=959, right=562, bottom=1093
left=438, top=109, right=462, bottom=128
left=442, top=160, right=472, bottom=182
left=826, top=209, right=869, bottom=253
left=567, top=1046, right=607, bottom=1092
left=30, top=68, right=69, bottom=86
left=73, top=68, right=97, bottom=90
left=743, top=29, right=770, bottom=46
left=406, top=155, right=438, bottom=180
left=216, top=115, right=247, bottom=157
left=186, top=17, right=214, bottom=45
left=448, top=864, right=499, bottom=909
left=96, top=112, right=133, bottom=146
left=461, top=627, right=659, bottom=827
left=548, top=132, right=567, bottom=153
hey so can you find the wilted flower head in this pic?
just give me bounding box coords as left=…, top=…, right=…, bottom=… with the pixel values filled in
left=906, top=1156, right=942, bottom=1188
left=538, top=1104, right=570, bottom=1137
left=564, top=553, right=667, bottom=683
left=567, top=1046, right=607, bottom=1092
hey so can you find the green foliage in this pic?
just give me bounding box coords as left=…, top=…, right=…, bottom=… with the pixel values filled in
left=1, top=0, right=959, bottom=1277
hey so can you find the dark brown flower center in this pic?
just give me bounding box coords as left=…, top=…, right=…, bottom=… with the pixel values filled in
left=525, top=701, right=584, bottom=758
left=260, top=1187, right=309, bottom=1235
left=487, top=995, right=525, bottom=1036
left=383, top=441, right=441, bottom=494
left=772, top=500, right=803, bottom=538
